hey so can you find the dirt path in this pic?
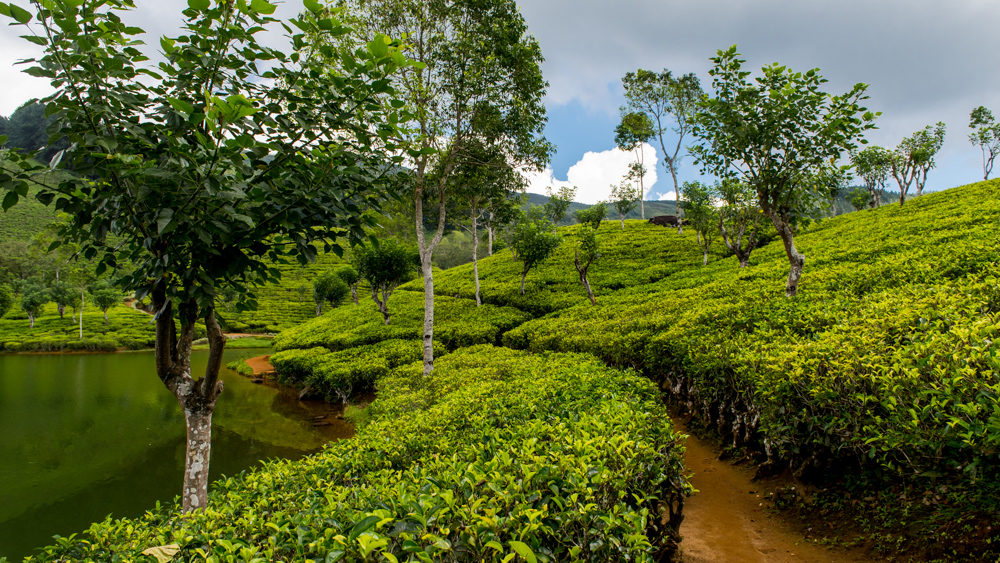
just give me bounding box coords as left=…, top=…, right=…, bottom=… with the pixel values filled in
left=676, top=419, right=874, bottom=563
left=244, top=355, right=274, bottom=376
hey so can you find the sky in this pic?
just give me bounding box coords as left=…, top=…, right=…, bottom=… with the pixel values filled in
left=2, top=0, right=998, bottom=204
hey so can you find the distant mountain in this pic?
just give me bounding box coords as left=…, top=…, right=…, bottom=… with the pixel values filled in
left=525, top=192, right=678, bottom=226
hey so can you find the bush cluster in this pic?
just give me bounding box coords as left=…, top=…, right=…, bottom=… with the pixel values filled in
left=25, top=346, right=689, bottom=563
left=0, top=303, right=168, bottom=352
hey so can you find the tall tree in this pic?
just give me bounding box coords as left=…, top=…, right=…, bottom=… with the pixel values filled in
left=969, top=106, right=1000, bottom=180
left=614, top=111, right=653, bottom=219
left=680, top=181, right=718, bottom=266
left=891, top=122, right=945, bottom=205
left=851, top=145, right=894, bottom=208
left=0, top=0, right=408, bottom=512
left=333, top=0, right=551, bottom=376
left=353, top=239, right=415, bottom=324
left=544, top=185, right=577, bottom=227
left=692, top=46, right=877, bottom=297
left=621, top=69, right=703, bottom=232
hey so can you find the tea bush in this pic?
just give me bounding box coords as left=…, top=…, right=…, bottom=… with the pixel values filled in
left=273, top=291, right=529, bottom=353
left=0, top=302, right=169, bottom=352
left=26, top=346, right=690, bottom=563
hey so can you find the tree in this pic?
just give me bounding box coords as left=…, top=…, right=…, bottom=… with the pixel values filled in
left=333, top=0, right=551, bottom=377
left=482, top=190, right=525, bottom=256
left=851, top=145, right=894, bottom=208
left=0, top=283, right=12, bottom=318
left=335, top=265, right=361, bottom=305
left=19, top=280, right=48, bottom=328
left=621, top=69, right=703, bottom=232
left=510, top=212, right=561, bottom=295
left=575, top=201, right=607, bottom=230
left=615, top=112, right=654, bottom=219
left=573, top=226, right=600, bottom=305
left=0, top=1, right=408, bottom=512
left=49, top=279, right=74, bottom=319
left=692, top=46, right=877, bottom=297
left=846, top=187, right=871, bottom=212
left=353, top=239, right=415, bottom=324
left=89, top=280, right=121, bottom=325
left=891, top=122, right=946, bottom=205
left=610, top=179, right=639, bottom=229
left=715, top=178, right=761, bottom=268
left=544, top=185, right=577, bottom=227
left=969, top=106, right=1000, bottom=180
left=680, top=181, right=719, bottom=266
left=313, top=270, right=349, bottom=316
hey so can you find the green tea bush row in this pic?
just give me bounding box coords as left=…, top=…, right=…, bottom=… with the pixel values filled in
left=504, top=180, right=1000, bottom=490
left=274, top=292, right=529, bottom=352
left=269, top=339, right=445, bottom=402
left=25, top=346, right=690, bottom=563
left=0, top=303, right=166, bottom=352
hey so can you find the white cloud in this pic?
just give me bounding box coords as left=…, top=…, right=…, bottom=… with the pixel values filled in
left=525, top=143, right=659, bottom=204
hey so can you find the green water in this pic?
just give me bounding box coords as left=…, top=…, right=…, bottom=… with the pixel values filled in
left=0, top=349, right=353, bottom=561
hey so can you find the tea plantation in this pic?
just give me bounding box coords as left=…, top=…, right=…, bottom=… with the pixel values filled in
left=10, top=179, right=1000, bottom=562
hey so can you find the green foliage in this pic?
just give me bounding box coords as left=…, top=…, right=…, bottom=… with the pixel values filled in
left=0, top=302, right=181, bottom=352
left=353, top=239, right=417, bottom=324
left=504, top=180, right=1000, bottom=518
left=224, top=359, right=254, bottom=377
left=891, top=122, right=946, bottom=202
left=274, top=291, right=528, bottom=353
left=89, top=280, right=121, bottom=324
left=679, top=180, right=718, bottom=264
left=25, top=346, right=688, bottom=562
left=510, top=211, right=562, bottom=294
left=574, top=201, right=607, bottom=230
left=610, top=180, right=639, bottom=228
left=615, top=112, right=654, bottom=151
left=543, top=185, right=577, bottom=226
left=312, top=270, right=349, bottom=316
left=0, top=283, right=12, bottom=318
left=18, top=280, right=48, bottom=326
left=851, top=145, right=894, bottom=208
left=969, top=105, right=1000, bottom=180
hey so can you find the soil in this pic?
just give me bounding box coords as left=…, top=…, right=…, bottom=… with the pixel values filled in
left=675, top=418, right=877, bottom=563
left=243, top=354, right=275, bottom=376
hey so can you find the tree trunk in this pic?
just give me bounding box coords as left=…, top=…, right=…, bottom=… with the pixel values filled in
left=575, top=254, right=596, bottom=305
left=416, top=182, right=448, bottom=378
left=350, top=286, right=358, bottom=305
left=738, top=255, right=749, bottom=268
left=520, top=270, right=527, bottom=295
left=772, top=216, right=805, bottom=297
left=29, top=313, right=34, bottom=329
left=620, top=216, right=625, bottom=230
left=487, top=226, right=494, bottom=256
left=153, top=295, right=225, bottom=513
left=104, top=310, right=109, bottom=324
left=79, top=290, right=84, bottom=339
left=58, top=305, right=65, bottom=318
left=703, top=249, right=709, bottom=266
left=472, top=212, right=481, bottom=307
left=315, top=302, right=321, bottom=316
left=671, top=166, right=683, bottom=234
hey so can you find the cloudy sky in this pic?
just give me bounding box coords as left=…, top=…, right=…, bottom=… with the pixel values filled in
left=3, top=0, right=998, bottom=204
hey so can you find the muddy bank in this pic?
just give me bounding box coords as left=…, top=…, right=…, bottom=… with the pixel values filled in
left=675, top=418, right=875, bottom=563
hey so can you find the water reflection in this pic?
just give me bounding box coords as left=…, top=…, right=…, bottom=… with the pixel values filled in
left=0, top=349, right=351, bottom=560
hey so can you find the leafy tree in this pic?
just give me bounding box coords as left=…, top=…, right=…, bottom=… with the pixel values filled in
left=353, top=239, right=415, bottom=324
left=610, top=179, right=639, bottom=229
left=969, top=106, right=1000, bottom=180
left=692, top=45, right=877, bottom=297
left=333, top=0, right=551, bottom=376
left=544, top=185, right=577, bottom=227
left=50, top=279, right=74, bottom=319
left=218, top=286, right=239, bottom=312
left=573, top=226, right=600, bottom=305
left=716, top=178, right=761, bottom=268
left=511, top=212, right=561, bottom=295
left=482, top=189, right=525, bottom=256
left=621, top=69, right=703, bottom=232
left=19, top=280, right=48, bottom=328
left=851, top=145, right=894, bottom=208
left=313, top=270, right=350, bottom=316
left=846, top=187, right=872, bottom=212
left=4, top=100, right=69, bottom=164
left=575, top=201, right=607, bottom=230
left=680, top=181, right=719, bottom=266
left=615, top=112, right=654, bottom=219
left=0, top=283, right=12, bottom=318
left=0, top=1, right=408, bottom=512
left=335, top=265, right=361, bottom=305
left=891, top=122, right=946, bottom=205
left=89, top=280, right=121, bottom=325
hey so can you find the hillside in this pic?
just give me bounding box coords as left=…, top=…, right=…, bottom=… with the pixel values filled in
left=16, top=180, right=1000, bottom=562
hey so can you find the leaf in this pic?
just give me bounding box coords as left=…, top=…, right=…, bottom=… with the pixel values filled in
left=157, top=208, right=174, bottom=235
left=2, top=190, right=18, bottom=211
left=250, top=0, right=276, bottom=14
left=167, top=97, right=194, bottom=115
left=348, top=515, right=380, bottom=543
left=509, top=541, right=537, bottom=563
left=140, top=544, right=180, bottom=563
left=49, top=149, right=65, bottom=170
left=8, top=3, right=31, bottom=23
left=303, top=0, right=322, bottom=12
left=187, top=0, right=210, bottom=10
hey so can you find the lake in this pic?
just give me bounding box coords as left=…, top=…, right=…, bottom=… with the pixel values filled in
left=0, top=348, right=351, bottom=561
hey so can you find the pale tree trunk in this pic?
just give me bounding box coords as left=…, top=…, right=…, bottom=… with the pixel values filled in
left=415, top=176, right=449, bottom=378
left=575, top=253, right=596, bottom=305
left=315, top=302, right=322, bottom=316
left=28, top=313, right=35, bottom=329
left=472, top=211, right=481, bottom=306
left=520, top=270, right=527, bottom=295
left=153, top=291, right=225, bottom=512
left=487, top=226, right=494, bottom=256
left=620, top=215, right=625, bottom=230
left=771, top=215, right=805, bottom=297
left=671, top=166, right=683, bottom=234
left=103, top=310, right=109, bottom=324
left=350, top=286, right=358, bottom=305
left=79, top=290, right=84, bottom=339
left=703, top=248, right=709, bottom=266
